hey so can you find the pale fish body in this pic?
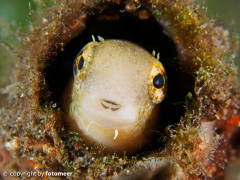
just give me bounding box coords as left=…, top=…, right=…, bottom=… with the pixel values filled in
left=66, top=37, right=167, bottom=155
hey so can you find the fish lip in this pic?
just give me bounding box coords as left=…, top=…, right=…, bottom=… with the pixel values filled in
left=100, top=99, right=121, bottom=111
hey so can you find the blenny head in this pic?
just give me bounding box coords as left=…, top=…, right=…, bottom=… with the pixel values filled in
left=68, top=37, right=167, bottom=155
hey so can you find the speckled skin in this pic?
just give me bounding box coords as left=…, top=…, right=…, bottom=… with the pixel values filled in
left=65, top=39, right=167, bottom=155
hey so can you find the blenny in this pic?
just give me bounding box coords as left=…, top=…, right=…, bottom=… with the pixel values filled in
left=64, top=37, right=167, bottom=155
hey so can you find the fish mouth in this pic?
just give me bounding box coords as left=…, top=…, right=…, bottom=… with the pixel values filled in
left=80, top=92, right=137, bottom=126
left=100, top=99, right=121, bottom=111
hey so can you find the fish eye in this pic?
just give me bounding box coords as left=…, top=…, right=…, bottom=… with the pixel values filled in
left=148, top=61, right=167, bottom=104
left=153, top=73, right=164, bottom=89
left=77, top=55, right=84, bottom=70
left=73, top=49, right=84, bottom=77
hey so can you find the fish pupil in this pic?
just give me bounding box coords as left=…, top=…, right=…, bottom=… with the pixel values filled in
left=78, top=55, right=84, bottom=70
left=153, top=74, right=164, bottom=89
